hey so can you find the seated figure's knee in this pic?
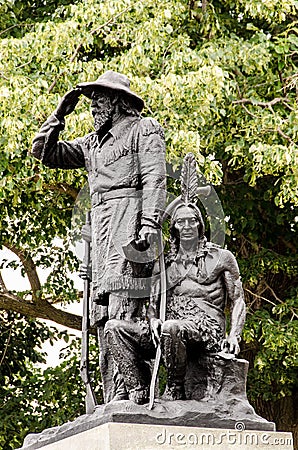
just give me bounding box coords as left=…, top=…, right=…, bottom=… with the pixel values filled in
left=161, top=320, right=181, bottom=337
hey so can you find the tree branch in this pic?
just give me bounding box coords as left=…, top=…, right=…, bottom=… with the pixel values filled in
left=232, top=96, right=293, bottom=112
left=0, top=72, right=9, bottom=81
left=0, top=22, right=34, bottom=37
left=241, top=103, right=258, bottom=118
left=0, top=291, right=85, bottom=332
left=234, top=83, right=258, bottom=118
left=280, top=237, right=296, bottom=252
left=245, top=286, right=298, bottom=320
left=0, top=325, right=12, bottom=366
left=3, top=242, right=41, bottom=302
left=1, top=244, right=93, bottom=333
left=0, top=271, right=7, bottom=292
left=233, top=97, right=285, bottom=106
left=202, top=0, right=208, bottom=13
left=244, top=287, right=276, bottom=307
left=264, top=282, right=283, bottom=304
left=276, top=126, right=297, bottom=147
left=45, top=183, right=79, bottom=201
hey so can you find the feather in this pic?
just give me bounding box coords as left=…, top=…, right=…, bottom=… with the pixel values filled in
left=180, top=153, right=198, bottom=204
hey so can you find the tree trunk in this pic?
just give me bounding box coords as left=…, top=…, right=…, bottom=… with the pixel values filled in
left=252, top=393, right=298, bottom=449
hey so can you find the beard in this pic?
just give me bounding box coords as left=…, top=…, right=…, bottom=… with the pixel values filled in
left=93, top=104, right=114, bottom=133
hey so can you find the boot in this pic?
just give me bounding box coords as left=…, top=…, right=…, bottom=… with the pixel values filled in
left=128, top=385, right=149, bottom=405
left=162, top=383, right=186, bottom=401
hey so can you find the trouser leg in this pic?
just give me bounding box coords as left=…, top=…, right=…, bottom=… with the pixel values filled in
left=98, top=291, right=139, bottom=403
left=105, top=319, right=151, bottom=404
left=161, top=320, right=187, bottom=400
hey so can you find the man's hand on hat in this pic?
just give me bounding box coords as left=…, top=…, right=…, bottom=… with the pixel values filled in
left=55, top=88, right=82, bottom=120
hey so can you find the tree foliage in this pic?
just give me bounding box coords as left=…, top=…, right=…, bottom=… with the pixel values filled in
left=0, top=311, right=101, bottom=450
left=0, top=0, right=297, bottom=445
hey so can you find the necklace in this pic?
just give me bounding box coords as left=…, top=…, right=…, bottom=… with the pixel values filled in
left=177, top=247, right=197, bottom=268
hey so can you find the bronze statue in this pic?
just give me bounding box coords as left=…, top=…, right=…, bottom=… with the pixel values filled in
left=26, top=133, right=276, bottom=447
left=32, top=70, right=166, bottom=405
left=32, top=67, right=245, bottom=410
left=149, top=154, right=246, bottom=402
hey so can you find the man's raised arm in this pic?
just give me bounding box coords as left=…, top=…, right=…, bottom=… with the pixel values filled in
left=31, top=88, right=85, bottom=169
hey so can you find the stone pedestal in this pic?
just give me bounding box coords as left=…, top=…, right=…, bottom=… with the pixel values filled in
left=20, top=397, right=277, bottom=449
left=21, top=423, right=293, bottom=450
left=20, top=358, right=279, bottom=449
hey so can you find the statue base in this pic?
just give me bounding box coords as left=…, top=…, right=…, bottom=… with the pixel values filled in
left=21, top=422, right=293, bottom=450
left=20, top=358, right=278, bottom=449
left=21, top=396, right=276, bottom=450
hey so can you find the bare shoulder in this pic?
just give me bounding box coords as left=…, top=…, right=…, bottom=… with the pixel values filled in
left=222, top=249, right=240, bottom=277
left=207, top=243, right=239, bottom=275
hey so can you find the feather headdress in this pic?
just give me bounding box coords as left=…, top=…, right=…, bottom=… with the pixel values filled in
left=180, top=152, right=199, bottom=205
left=174, top=152, right=205, bottom=237
left=161, top=153, right=210, bottom=223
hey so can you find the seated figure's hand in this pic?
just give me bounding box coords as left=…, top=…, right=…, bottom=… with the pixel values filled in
left=79, top=263, right=91, bottom=281
left=221, top=334, right=240, bottom=355
left=150, top=318, right=162, bottom=348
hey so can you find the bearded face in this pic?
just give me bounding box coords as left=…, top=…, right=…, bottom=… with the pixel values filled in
left=91, top=91, right=115, bottom=132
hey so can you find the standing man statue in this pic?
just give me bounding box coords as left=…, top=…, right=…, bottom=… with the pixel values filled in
left=149, top=154, right=246, bottom=402
left=32, top=70, right=166, bottom=405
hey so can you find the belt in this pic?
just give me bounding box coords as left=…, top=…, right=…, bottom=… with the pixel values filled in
left=91, top=188, right=138, bottom=207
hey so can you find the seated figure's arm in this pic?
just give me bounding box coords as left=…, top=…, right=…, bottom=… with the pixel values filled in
left=222, top=251, right=246, bottom=354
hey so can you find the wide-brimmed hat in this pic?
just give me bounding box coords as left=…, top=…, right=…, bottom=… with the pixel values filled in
left=77, top=70, right=144, bottom=111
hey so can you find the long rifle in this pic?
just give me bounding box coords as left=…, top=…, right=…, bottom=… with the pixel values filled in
left=80, top=211, right=97, bottom=414
left=148, top=231, right=167, bottom=410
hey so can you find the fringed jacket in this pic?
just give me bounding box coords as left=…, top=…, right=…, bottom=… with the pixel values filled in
left=32, top=113, right=166, bottom=304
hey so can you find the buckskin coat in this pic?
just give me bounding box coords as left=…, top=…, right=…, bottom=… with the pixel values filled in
left=32, top=113, right=166, bottom=307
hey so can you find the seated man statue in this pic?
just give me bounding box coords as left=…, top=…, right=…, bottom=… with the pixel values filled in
left=149, top=157, right=246, bottom=401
